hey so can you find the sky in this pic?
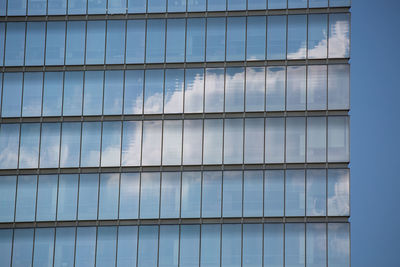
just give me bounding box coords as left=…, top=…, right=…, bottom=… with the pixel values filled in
left=350, top=0, right=400, bottom=265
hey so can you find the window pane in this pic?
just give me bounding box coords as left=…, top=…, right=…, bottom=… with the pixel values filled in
left=12, top=229, right=34, bottom=267
left=201, top=225, right=221, bottom=267
left=180, top=225, right=200, bottom=267
left=243, top=171, right=263, bottom=217
left=57, top=174, right=78, bottom=221
left=144, top=69, right=164, bottom=114
left=142, top=121, right=162, bottom=165
left=140, top=172, right=160, bottom=219
left=245, top=118, right=264, bottom=164
left=16, top=175, right=37, bottom=221
left=246, top=67, right=265, bottom=111
left=164, top=69, right=184, bottom=113
left=36, top=175, right=57, bottom=221
left=128, top=0, right=146, bottom=13
left=60, top=122, right=81, bottom=167
left=119, top=173, right=140, bottom=219
left=308, top=14, right=328, bottom=59
left=159, top=225, right=179, bottom=267
left=83, top=71, right=104, bottom=115
left=0, top=229, right=12, bottom=267
left=22, top=72, right=42, bottom=117
left=66, top=21, right=85, bottom=65
left=203, top=119, right=223, bottom=164
left=117, top=226, right=138, bottom=267
left=330, top=0, right=350, bottom=6
left=138, top=226, right=158, bottom=267
left=202, top=172, right=222, bottom=217
left=45, top=22, right=66, bottom=65
left=289, top=0, right=307, bottom=8
left=307, top=170, right=326, bottom=216
left=224, top=119, right=243, bottom=164
left=63, top=71, right=83, bottom=116
left=243, top=224, right=263, bottom=267
left=309, top=0, right=328, bottom=7
left=40, top=123, right=61, bottom=168
left=286, top=117, right=306, bottom=163
left=287, top=15, right=307, bottom=59
left=126, top=20, right=145, bottom=63
left=181, top=172, right=201, bottom=218
left=228, top=0, right=245, bottom=10
left=5, top=22, right=25, bottom=66
left=265, top=118, right=285, bottom=163
left=247, top=0, right=265, bottom=9
left=226, top=17, right=245, bottom=61
left=88, top=0, right=106, bottom=14
left=0, top=124, right=19, bottom=169
left=265, top=170, right=284, bottom=216
left=43, top=72, right=63, bottom=116
left=75, top=227, right=96, bottom=267
left=33, top=228, right=55, bottom=267
left=206, top=18, right=226, bottom=61
left=121, top=121, right=142, bottom=166
left=124, top=70, right=144, bottom=114
left=287, top=66, right=306, bottom=110
left=328, top=64, right=350, bottom=110
left=0, top=176, right=16, bottom=222
left=7, top=0, right=26, bottom=15
left=307, top=224, right=326, bottom=267
left=268, top=0, right=286, bottom=9
left=286, top=170, right=305, bottom=216
left=0, top=23, right=4, bottom=65
left=205, top=68, right=224, bottom=112
left=48, top=0, right=66, bottom=14
left=106, top=20, right=126, bottom=64
left=221, top=224, right=241, bottom=267
left=166, top=19, right=185, bottom=62
left=160, top=172, right=181, bottom=218
left=328, top=223, right=350, bottom=267
left=108, top=0, right=126, bottom=13
left=146, top=19, right=165, bottom=63
left=81, top=122, right=101, bottom=167
left=186, top=18, right=205, bottom=62
left=225, top=67, right=244, bottom=112
left=223, top=171, right=242, bottom=217
left=96, top=227, right=117, bottom=267
left=101, top=121, right=122, bottom=167
left=188, top=0, right=205, bottom=11
left=78, top=174, right=99, bottom=220
left=308, top=65, right=327, bottom=110
left=285, top=224, right=305, bottom=267
left=207, top=0, right=225, bottom=11
left=267, top=16, right=286, bottom=60
left=99, top=173, right=119, bottom=220
left=307, top=117, right=326, bottom=162
left=266, top=66, right=285, bottom=111
left=2, top=72, right=22, bottom=117
left=328, top=169, right=349, bottom=216
left=329, top=14, right=350, bottom=58
left=25, top=22, right=45, bottom=65
left=184, top=68, right=204, bottom=113
left=19, top=123, right=40, bottom=169
left=86, top=21, right=106, bottom=64
left=68, top=0, right=87, bottom=14
left=183, top=120, right=202, bottom=165
left=264, top=224, right=283, bottom=266
left=328, top=116, right=349, bottom=162
left=148, top=0, right=166, bottom=12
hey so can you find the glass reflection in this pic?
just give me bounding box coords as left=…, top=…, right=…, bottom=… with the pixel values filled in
left=206, top=18, right=226, bottom=61
left=19, top=123, right=40, bottom=169
left=12, top=229, right=34, bottom=267
left=329, top=13, right=350, bottom=58
left=286, top=117, right=306, bottom=163
left=243, top=171, right=263, bottom=217
left=68, top=0, right=87, bottom=14
left=121, top=121, right=142, bottom=166
left=0, top=24, right=4, bottom=64
left=285, top=170, right=305, bottom=216
left=108, top=0, right=126, bottom=13
left=287, top=66, right=306, bottom=110
left=25, top=22, right=45, bottom=66
left=146, top=19, right=165, bottom=63
left=243, top=224, right=263, bottom=267
left=307, top=224, right=326, bottom=267
left=0, top=124, right=20, bottom=169
left=307, top=117, right=327, bottom=162
left=159, top=225, right=179, bottom=267
left=245, top=67, right=265, bottom=111
left=188, top=0, right=205, bottom=11
left=166, top=19, right=185, bottom=62
left=328, top=64, right=350, bottom=110
left=128, top=0, right=146, bottom=13
left=84, top=71, right=104, bottom=115
left=33, top=228, right=54, bottom=267
left=162, top=120, right=182, bottom=165
left=265, top=118, right=285, bottom=163
left=63, top=71, right=83, bottom=116
left=201, top=224, right=221, bottom=267
left=267, top=16, right=286, bottom=60
left=75, top=227, right=96, bottom=267
left=0, top=229, right=12, bottom=267
left=328, top=169, right=349, bottom=216
left=40, top=123, right=60, bottom=168
left=205, top=68, right=224, bottom=112
left=7, top=0, right=26, bottom=15
left=221, top=224, right=241, bottom=267
left=328, top=116, right=349, bottom=162
left=106, top=21, right=126, bottom=64
left=223, top=171, right=242, bottom=217
left=308, top=65, right=327, bottom=110
left=207, top=0, right=225, bottom=11
left=288, top=0, right=307, bottom=8
left=225, top=67, right=244, bottom=112
left=78, top=174, right=99, bottom=220
left=168, top=0, right=186, bottom=11
left=138, top=226, right=158, bottom=267
left=60, top=122, right=81, bottom=167
left=164, top=69, right=184, bottom=113
left=308, top=14, right=328, bottom=59
left=96, top=227, right=117, bottom=267
left=224, top=119, right=243, bottom=164
left=119, top=173, right=140, bottom=219
left=287, top=15, right=307, bottom=59
left=81, top=122, right=101, bottom=167
left=265, top=170, right=284, bottom=216
left=186, top=18, right=205, bottom=62
left=148, top=0, right=166, bottom=12
left=226, top=17, right=246, bottom=61
left=328, top=223, right=350, bottom=267
left=202, top=172, right=222, bottom=217
left=268, top=0, right=286, bottom=9
left=117, top=226, right=138, bottom=267
left=88, top=0, right=106, bottom=14
left=184, top=68, right=204, bottom=113
left=307, top=170, right=327, bottom=216
left=245, top=118, right=264, bottom=163
left=57, top=174, right=78, bottom=221
left=99, top=173, right=119, bottom=220
left=36, top=175, right=57, bottom=221
left=48, top=0, right=66, bottom=15
left=101, top=121, right=122, bottom=167
left=124, top=70, right=144, bottom=114
left=180, top=225, right=200, bottom=267
left=228, top=0, right=245, bottom=10
left=264, top=224, right=284, bottom=266
left=86, top=21, right=106, bottom=64
left=5, top=23, right=25, bottom=66
left=22, top=72, right=43, bottom=117
left=16, top=175, right=37, bottom=222
left=266, top=67, right=285, bottom=111
left=183, top=120, right=202, bottom=165
left=66, top=21, right=85, bottom=65
left=0, top=176, right=16, bottom=222
left=142, top=121, right=162, bottom=165
left=285, top=224, right=305, bottom=267
left=181, top=172, right=201, bottom=218
left=43, top=72, right=63, bottom=116
left=309, top=0, right=328, bottom=7
left=203, top=119, right=223, bottom=164
left=2, top=72, right=22, bottom=117
left=140, top=173, right=160, bottom=219
left=144, top=69, right=164, bottom=114
left=45, top=22, right=66, bottom=65
left=160, top=172, right=181, bottom=218
left=126, top=20, right=146, bottom=63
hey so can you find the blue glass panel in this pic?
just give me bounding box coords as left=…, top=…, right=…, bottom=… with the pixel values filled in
left=286, top=170, right=305, bottom=216
left=148, top=0, right=166, bottom=12
left=225, top=67, right=244, bottom=112
left=328, top=169, right=349, bottom=216
left=286, top=117, right=306, bottom=163
left=140, top=172, right=160, bottom=219
left=243, top=224, right=263, bottom=267
left=66, top=21, right=85, bottom=65
left=128, top=0, right=146, bottom=13
left=328, top=64, right=350, bottom=109
left=268, top=0, right=286, bottom=9
left=182, top=120, right=202, bottom=165
left=221, top=224, right=241, bottom=267
left=54, top=228, right=75, bottom=267
left=48, top=0, right=66, bottom=14
left=181, top=172, right=201, bottom=218
left=244, top=118, right=264, bottom=163
left=201, top=225, right=220, bottom=267
left=226, top=17, right=245, bottom=61
left=328, top=223, right=350, bottom=267
left=243, top=171, right=263, bottom=217
left=117, top=226, right=138, bottom=267
left=99, top=173, right=120, bottom=219
left=266, top=66, right=286, bottom=111
left=5, top=23, right=25, bottom=66
left=162, top=120, right=182, bottom=162
left=307, top=169, right=327, bottom=216
left=287, top=15, right=307, bottom=59
left=104, top=70, right=124, bottom=115
left=0, top=23, right=4, bottom=65
left=126, top=20, right=145, bottom=63
left=247, top=17, right=266, bottom=60
left=206, top=18, right=226, bottom=61
left=307, top=65, right=327, bottom=110
left=186, top=18, right=205, bottom=62
left=329, top=13, right=350, bottom=58
left=0, top=176, right=16, bottom=221
left=330, top=0, right=350, bottom=7
left=288, top=0, right=307, bottom=8
left=287, top=66, right=306, bottom=110
left=7, top=0, right=26, bottom=15
left=40, top=123, right=60, bottom=168
left=264, top=224, right=284, bottom=266
left=144, top=69, right=164, bottom=114
left=184, top=68, right=204, bottom=113
left=180, top=225, right=200, bottom=267
left=146, top=19, right=165, bottom=63
left=224, top=119, right=243, bottom=164
left=202, top=171, right=222, bottom=217
left=78, top=174, right=99, bottom=220
left=164, top=69, right=184, bottom=113
left=267, top=16, right=286, bottom=60
left=60, top=122, right=81, bottom=167
left=75, top=227, right=96, bottom=267
left=33, top=228, right=54, bottom=267
left=306, top=224, right=326, bottom=267
left=36, top=175, right=57, bottom=221
left=0, top=0, right=6, bottom=15
left=309, top=0, right=328, bottom=7
left=159, top=225, right=179, bottom=267
left=124, top=70, right=143, bottom=114
left=19, top=123, right=40, bottom=168
left=15, top=175, right=37, bottom=221
left=45, top=22, right=66, bottom=65
left=97, top=227, right=117, bottom=267
left=285, top=224, right=305, bottom=267
left=228, top=0, right=245, bottom=10
left=57, top=174, right=78, bottom=220
left=208, top=0, right=225, bottom=11
left=205, top=68, right=224, bottom=112
left=248, top=0, right=266, bottom=9
left=43, top=72, right=63, bottom=116
left=119, top=173, right=140, bottom=219
left=307, top=117, right=326, bottom=162
left=106, top=20, right=126, bottom=64
left=108, top=0, right=126, bottom=13
left=166, top=19, right=185, bottom=62
left=223, top=171, right=242, bottom=217
left=68, top=0, right=87, bottom=14
left=0, top=229, right=12, bottom=266
left=168, top=0, right=186, bottom=12
left=160, top=172, right=180, bottom=218
left=121, top=121, right=142, bottom=166
left=138, top=226, right=158, bottom=267
left=22, top=72, right=43, bottom=117
left=63, top=71, right=83, bottom=116
left=86, top=21, right=106, bottom=64
left=25, top=22, right=45, bottom=65
left=328, top=116, right=349, bottom=162
left=101, top=121, right=122, bottom=167
left=308, top=14, right=328, bottom=59
left=142, top=121, right=162, bottom=165
left=12, top=229, right=34, bottom=266
left=265, top=118, right=284, bottom=163
left=84, top=71, right=104, bottom=115
left=188, top=0, right=205, bottom=11
left=264, top=170, right=284, bottom=216
left=81, top=122, right=101, bottom=167
left=88, top=0, right=106, bottom=14
left=203, top=119, right=223, bottom=164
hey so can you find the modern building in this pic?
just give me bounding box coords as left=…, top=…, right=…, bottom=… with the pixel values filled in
left=0, top=0, right=351, bottom=266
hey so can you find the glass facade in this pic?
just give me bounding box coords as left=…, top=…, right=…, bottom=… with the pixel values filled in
left=0, top=1, right=350, bottom=266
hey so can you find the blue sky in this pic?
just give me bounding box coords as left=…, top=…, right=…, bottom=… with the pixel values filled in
left=351, top=0, right=400, bottom=265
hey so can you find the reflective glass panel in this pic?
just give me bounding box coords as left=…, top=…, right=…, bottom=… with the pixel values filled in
left=329, top=13, right=350, bottom=58
left=265, top=118, right=285, bottom=163
left=207, top=0, right=225, bottom=11
left=0, top=229, right=12, bottom=266
left=16, top=175, right=37, bottom=221
left=164, top=69, right=184, bottom=113
left=12, top=229, right=34, bottom=267
left=119, top=173, right=140, bottom=219
left=307, top=224, right=326, bottom=267
left=99, top=173, right=119, bottom=219
left=308, top=65, right=327, bottom=110
left=43, top=72, right=63, bottom=116
left=81, top=122, right=101, bottom=167
left=183, top=120, right=203, bottom=165
left=181, top=172, right=201, bottom=218
left=121, top=121, right=142, bottom=166
left=5, top=23, right=25, bottom=66
left=63, top=71, right=83, bottom=116
left=286, top=117, right=306, bottom=163
left=247, top=16, right=266, bottom=60
left=19, top=123, right=40, bottom=168
left=2, top=72, right=22, bottom=117
left=142, top=121, right=162, bottom=165
left=86, top=21, right=106, bottom=64
left=267, top=16, right=286, bottom=60
left=287, top=66, right=306, bottom=110
left=307, top=117, right=326, bottom=162
left=57, top=174, right=78, bottom=221
left=66, top=21, right=85, bottom=65
left=25, top=22, right=45, bottom=65
left=88, top=0, right=106, bottom=14
left=101, top=121, right=122, bottom=167
left=96, top=227, right=117, bottom=267
left=289, top=0, right=307, bottom=8
left=146, top=19, right=165, bottom=63
left=106, top=20, right=126, bottom=64
left=221, top=224, right=241, bottom=267
left=287, top=15, right=307, bottom=59
left=68, top=0, right=87, bottom=14
left=7, top=0, right=26, bottom=15
left=45, top=22, right=66, bottom=65
left=159, top=225, right=179, bottom=267
left=246, top=67, right=265, bottom=111
left=0, top=176, right=16, bottom=222
left=180, top=225, right=200, bottom=267
left=245, top=118, right=264, bottom=163
left=144, top=69, right=163, bottom=114
left=243, top=224, right=263, bottom=267
left=140, top=172, right=160, bottom=219
left=0, top=1, right=4, bottom=15
left=186, top=18, right=205, bottom=62
left=285, top=224, right=305, bottom=267
left=160, top=172, right=181, bottom=218
left=266, top=66, right=285, bottom=111
left=205, top=68, right=224, bottom=112
left=328, top=64, right=350, bottom=109
left=226, top=17, right=245, bottom=61
left=330, top=0, right=350, bottom=6
left=0, top=124, right=19, bottom=169
left=40, top=123, right=60, bottom=168
left=166, top=19, right=185, bottom=62
left=309, top=0, right=328, bottom=7
left=224, top=119, right=243, bottom=164
left=328, top=116, right=349, bottom=162
left=60, top=122, right=81, bottom=167
left=117, top=226, right=138, bottom=267
left=48, top=0, right=66, bottom=14
left=83, top=71, right=104, bottom=115
left=0, top=24, right=4, bottom=64
left=126, top=20, right=146, bottom=63
left=268, top=0, right=286, bottom=9
left=184, top=68, right=204, bottom=113
left=202, top=172, right=222, bottom=217
left=328, top=223, right=350, bottom=267
left=22, top=72, right=43, bottom=117
left=36, top=175, right=58, bottom=221
left=264, top=170, right=284, bottom=216
left=33, top=228, right=54, bottom=267
left=108, top=0, right=126, bottom=13
left=225, top=67, right=244, bottom=112
left=124, top=70, right=144, bottom=114
left=138, top=226, right=158, bottom=267
left=163, top=120, right=183, bottom=165
left=168, top=0, right=185, bottom=11
left=78, top=174, right=99, bottom=220
left=223, top=171, right=242, bottom=217
left=188, top=0, right=205, bottom=11
left=128, top=0, right=146, bottom=13
left=307, top=169, right=326, bottom=216
left=328, top=169, right=349, bottom=216
left=286, top=170, right=305, bottom=216
left=228, top=0, right=245, bottom=10
left=148, top=0, right=166, bottom=12
left=243, top=171, right=263, bottom=217
left=75, top=227, right=96, bottom=267
left=203, top=119, right=223, bottom=164
left=308, top=14, right=328, bottom=59
left=264, top=224, right=284, bottom=266
left=206, top=18, right=226, bottom=61
left=201, top=225, right=221, bottom=267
